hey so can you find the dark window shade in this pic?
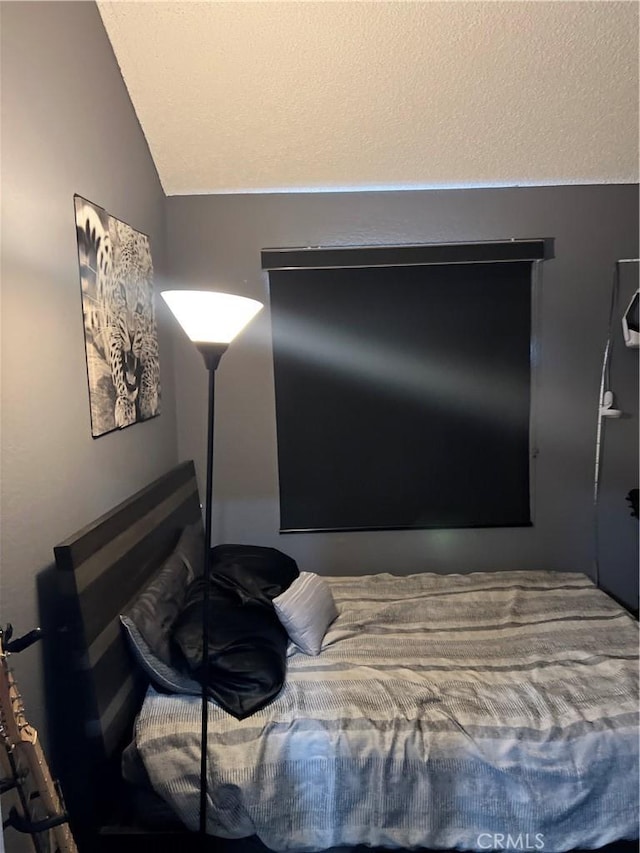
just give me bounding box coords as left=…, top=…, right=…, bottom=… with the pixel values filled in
left=269, top=261, right=533, bottom=533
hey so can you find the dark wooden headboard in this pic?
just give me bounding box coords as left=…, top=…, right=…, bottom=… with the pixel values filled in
left=51, top=461, right=202, bottom=845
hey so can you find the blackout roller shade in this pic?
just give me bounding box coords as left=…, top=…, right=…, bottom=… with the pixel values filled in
left=268, top=259, right=534, bottom=533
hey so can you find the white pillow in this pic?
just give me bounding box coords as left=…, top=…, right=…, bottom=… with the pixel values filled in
left=273, top=572, right=338, bottom=656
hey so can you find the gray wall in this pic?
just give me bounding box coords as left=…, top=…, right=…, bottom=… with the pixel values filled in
left=166, top=186, right=638, bottom=609
left=0, top=9, right=178, bottom=846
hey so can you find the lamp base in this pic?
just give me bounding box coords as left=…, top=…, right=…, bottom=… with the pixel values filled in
left=196, top=343, right=229, bottom=372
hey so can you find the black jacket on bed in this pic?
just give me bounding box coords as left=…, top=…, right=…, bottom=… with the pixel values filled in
left=171, top=544, right=298, bottom=719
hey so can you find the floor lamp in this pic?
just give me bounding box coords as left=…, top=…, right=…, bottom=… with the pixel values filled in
left=161, top=290, right=264, bottom=841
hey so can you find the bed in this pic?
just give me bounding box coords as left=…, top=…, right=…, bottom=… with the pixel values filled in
left=51, top=461, right=639, bottom=853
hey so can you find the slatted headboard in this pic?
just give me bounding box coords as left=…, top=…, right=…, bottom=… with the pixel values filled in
left=51, top=461, right=202, bottom=844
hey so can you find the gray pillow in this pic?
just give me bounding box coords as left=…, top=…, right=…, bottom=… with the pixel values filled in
left=272, top=571, right=338, bottom=655
left=120, top=615, right=201, bottom=694
left=120, top=522, right=204, bottom=694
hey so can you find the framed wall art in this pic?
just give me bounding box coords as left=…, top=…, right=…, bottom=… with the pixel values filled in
left=74, top=195, right=161, bottom=437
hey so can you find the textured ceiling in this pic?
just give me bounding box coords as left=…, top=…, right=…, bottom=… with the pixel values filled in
left=97, top=1, right=639, bottom=196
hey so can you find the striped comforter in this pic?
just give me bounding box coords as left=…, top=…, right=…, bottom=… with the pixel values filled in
left=134, top=571, right=639, bottom=851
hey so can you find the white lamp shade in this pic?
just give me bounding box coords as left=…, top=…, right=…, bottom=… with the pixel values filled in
left=161, top=290, right=263, bottom=344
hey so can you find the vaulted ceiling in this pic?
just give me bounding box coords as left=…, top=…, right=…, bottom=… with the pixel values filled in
left=97, top=1, right=639, bottom=196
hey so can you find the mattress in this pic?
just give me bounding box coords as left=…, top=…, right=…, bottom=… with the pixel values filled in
left=133, top=570, right=639, bottom=852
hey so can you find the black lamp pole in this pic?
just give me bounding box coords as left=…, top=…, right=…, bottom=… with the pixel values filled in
left=197, top=342, right=228, bottom=841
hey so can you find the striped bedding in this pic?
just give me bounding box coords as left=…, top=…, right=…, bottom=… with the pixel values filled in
left=133, top=571, right=639, bottom=852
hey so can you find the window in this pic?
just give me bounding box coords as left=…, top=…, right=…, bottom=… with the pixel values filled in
left=263, top=240, right=550, bottom=533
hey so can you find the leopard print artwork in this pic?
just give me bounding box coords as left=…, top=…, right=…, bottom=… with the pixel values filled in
left=75, top=198, right=161, bottom=436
